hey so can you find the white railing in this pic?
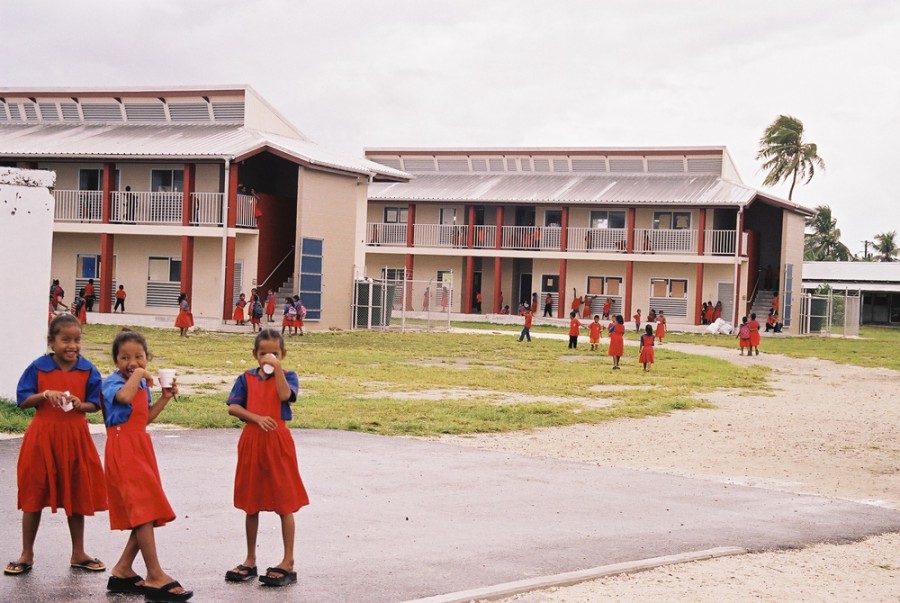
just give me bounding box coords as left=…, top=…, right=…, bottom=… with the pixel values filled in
left=473, top=225, right=496, bottom=248
left=567, top=227, right=627, bottom=252
left=191, top=192, right=223, bottom=226
left=366, top=222, right=408, bottom=246
left=414, top=224, right=468, bottom=248
left=704, top=229, right=736, bottom=255
left=110, top=191, right=182, bottom=224
left=634, top=228, right=697, bottom=254
left=53, top=190, right=102, bottom=222
left=236, top=194, right=257, bottom=228
left=501, top=225, right=545, bottom=250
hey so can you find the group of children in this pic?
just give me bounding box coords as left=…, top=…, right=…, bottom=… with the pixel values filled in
left=569, top=312, right=661, bottom=371
left=231, top=289, right=300, bottom=335
left=6, top=316, right=309, bottom=601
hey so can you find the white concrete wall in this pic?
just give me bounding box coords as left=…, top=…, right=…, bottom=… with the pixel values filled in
left=0, top=168, right=56, bottom=400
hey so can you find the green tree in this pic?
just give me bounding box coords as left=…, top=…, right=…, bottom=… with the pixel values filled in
left=756, top=115, right=825, bottom=200
left=804, top=205, right=852, bottom=261
left=873, top=230, right=899, bottom=262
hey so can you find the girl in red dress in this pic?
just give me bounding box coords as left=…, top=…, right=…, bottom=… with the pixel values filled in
left=748, top=312, right=761, bottom=356
left=174, top=293, right=193, bottom=337
left=607, top=314, right=625, bottom=369
left=101, top=330, right=192, bottom=601
left=737, top=316, right=752, bottom=355
left=588, top=315, right=602, bottom=351
left=233, top=293, right=247, bottom=325
left=265, top=289, right=276, bottom=323
left=655, top=310, right=667, bottom=344
left=5, top=314, right=107, bottom=576
left=225, top=329, right=309, bottom=587
left=281, top=297, right=297, bottom=336
left=639, top=324, right=655, bottom=372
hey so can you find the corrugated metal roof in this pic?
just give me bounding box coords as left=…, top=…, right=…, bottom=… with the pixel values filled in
left=369, top=174, right=757, bottom=205
left=0, top=123, right=409, bottom=180
left=803, top=261, right=900, bottom=283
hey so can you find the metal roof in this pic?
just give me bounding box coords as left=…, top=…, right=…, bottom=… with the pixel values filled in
left=368, top=173, right=757, bottom=206
left=803, top=261, right=900, bottom=283
left=0, top=123, right=409, bottom=180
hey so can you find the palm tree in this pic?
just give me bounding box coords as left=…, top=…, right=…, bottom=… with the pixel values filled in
left=804, top=205, right=852, bottom=261
left=756, top=115, right=825, bottom=200
left=873, top=231, right=899, bottom=262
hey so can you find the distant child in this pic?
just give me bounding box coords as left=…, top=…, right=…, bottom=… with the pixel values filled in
left=174, top=293, right=193, bottom=337
left=225, top=329, right=309, bottom=587
left=588, top=315, right=602, bottom=351
left=581, top=295, right=593, bottom=319
left=748, top=312, right=761, bottom=356
left=114, top=285, right=127, bottom=313
left=84, top=278, right=96, bottom=312
left=602, top=297, right=612, bottom=320
left=265, top=290, right=276, bottom=323
left=737, top=316, right=751, bottom=355
left=5, top=314, right=107, bottom=577
left=567, top=310, right=584, bottom=349
left=543, top=293, right=553, bottom=317
left=233, top=293, right=247, bottom=326
left=639, top=325, right=655, bottom=372
left=101, top=329, right=192, bottom=601
left=250, top=293, right=264, bottom=334
left=293, top=296, right=306, bottom=336
left=633, top=309, right=642, bottom=332
left=518, top=304, right=533, bottom=343
left=655, top=310, right=666, bottom=344
left=281, top=297, right=297, bottom=336
left=608, top=314, right=625, bottom=369
left=72, top=287, right=88, bottom=324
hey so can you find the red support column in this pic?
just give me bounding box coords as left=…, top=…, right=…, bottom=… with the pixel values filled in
left=495, top=207, right=504, bottom=251
left=101, top=162, right=115, bottom=224
left=493, top=257, right=502, bottom=313
left=405, top=254, right=415, bottom=310
left=223, top=165, right=239, bottom=319
left=467, top=205, right=476, bottom=248
left=182, top=163, right=195, bottom=227
left=625, top=260, right=634, bottom=318
left=694, top=264, right=704, bottom=325
left=560, top=207, right=569, bottom=251
left=99, top=234, right=114, bottom=313
left=464, top=256, right=474, bottom=313
left=697, top=209, right=706, bottom=256
left=181, top=163, right=196, bottom=302
left=557, top=259, right=567, bottom=318
left=406, top=204, right=416, bottom=248
left=227, top=165, right=239, bottom=228
left=626, top=208, right=636, bottom=253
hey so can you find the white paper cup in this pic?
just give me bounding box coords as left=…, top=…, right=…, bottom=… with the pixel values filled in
left=158, top=369, right=176, bottom=388
left=61, top=391, right=74, bottom=412
left=262, top=363, right=275, bottom=375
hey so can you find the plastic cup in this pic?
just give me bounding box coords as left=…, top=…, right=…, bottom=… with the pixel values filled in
left=61, top=390, right=74, bottom=412
left=262, top=363, right=275, bottom=375
left=158, top=369, right=176, bottom=388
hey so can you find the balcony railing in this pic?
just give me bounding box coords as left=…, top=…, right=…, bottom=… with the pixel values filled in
left=53, top=190, right=257, bottom=228
left=365, top=222, right=738, bottom=256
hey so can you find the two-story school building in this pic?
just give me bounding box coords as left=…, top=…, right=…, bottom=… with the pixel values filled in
left=362, top=148, right=812, bottom=331
left=0, top=86, right=408, bottom=329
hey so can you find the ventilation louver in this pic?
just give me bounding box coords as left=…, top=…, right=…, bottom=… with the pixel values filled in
left=168, top=103, right=211, bottom=122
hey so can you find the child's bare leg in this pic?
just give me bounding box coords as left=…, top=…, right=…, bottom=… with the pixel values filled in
left=242, top=513, right=259, bottom=569
left=111, top=529, right=142, bottom=580
left=134, top=523, right=186, bottom=594
left=9, top=511, right=41, bottom=567
left=268, top=512, right=295, bottom=575
left=67, top=513, right=101, bottom=566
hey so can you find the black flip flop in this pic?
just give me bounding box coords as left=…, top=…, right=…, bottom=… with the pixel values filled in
left=4, top=561, right=33, bottom=576
left=108, top=574, right=147, bottom=594
left=259, top=566, right=297, bottom=587
left=142, top=580, right=193, bottom=602
left=71, top=557, right=106, bottom=572
left=225, top=564, right=258, bottom=582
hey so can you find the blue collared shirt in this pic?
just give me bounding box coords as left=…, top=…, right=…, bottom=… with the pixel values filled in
left=16, top=354, right=101, bottom=407
left=226, top=368, right=299, bottom=421
left=101, top=371, right=152, bottom=427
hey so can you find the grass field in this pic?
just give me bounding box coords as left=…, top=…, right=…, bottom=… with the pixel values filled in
left=1, top=323, right=768, bottom=435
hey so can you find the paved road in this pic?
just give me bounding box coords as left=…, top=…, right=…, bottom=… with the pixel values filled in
left=2, top=429, right=899, bottom=602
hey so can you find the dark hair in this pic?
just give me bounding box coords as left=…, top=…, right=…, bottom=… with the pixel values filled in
left=48, top=313, right=81, bottom=343
left=751, top=312, right=757, bottom=320
left=254, top=328, right=285, bottom=353
left=284, top=296, right=293, bottom=303
left=570, top=310, right=577, bottom=318
left=112, top=328, right=149, bottom=359
left=616, top=314, right=625, bottom=324
left=594, top=314, right=600, bottom=320
left=178, top=292, right=187, bottom=302
left=645, top=324, right=654, bottom=336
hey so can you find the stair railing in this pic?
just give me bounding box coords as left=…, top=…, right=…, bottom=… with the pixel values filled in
left=257, top=246, right=295, bottom=290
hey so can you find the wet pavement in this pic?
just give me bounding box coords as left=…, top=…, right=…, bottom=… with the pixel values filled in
left=2, top=429, right=899, bottom=602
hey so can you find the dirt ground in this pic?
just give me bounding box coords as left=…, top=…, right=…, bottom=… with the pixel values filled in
left=439, top=341, right=900, bottom=602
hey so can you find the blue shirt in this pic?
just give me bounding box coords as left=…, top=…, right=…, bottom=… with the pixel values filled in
left=16, top=354, right=101, bottom=407
left=226, top=368, right=299, bottom=420
left=101, top=371, right=153, bottom=427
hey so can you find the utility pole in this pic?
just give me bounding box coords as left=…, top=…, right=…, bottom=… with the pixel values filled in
left=862, top=240, right=873, bottom=259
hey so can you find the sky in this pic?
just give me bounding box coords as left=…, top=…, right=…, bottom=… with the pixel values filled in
left=2, top=0, right=898, bottom=255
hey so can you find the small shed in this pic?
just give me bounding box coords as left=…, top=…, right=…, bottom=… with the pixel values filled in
left=803, top=261, right=900, bottom=325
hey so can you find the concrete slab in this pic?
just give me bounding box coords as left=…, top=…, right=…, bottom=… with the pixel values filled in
left=2, top=429, right=899, bottom=602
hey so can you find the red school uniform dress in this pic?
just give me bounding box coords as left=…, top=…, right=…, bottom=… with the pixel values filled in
left=656, top=316, right=666, bottom=340
left=101, top=373, right=176, bottom=530
left=588, top=321, right=602, bottom=345
left=639, top=333, right=655, bottom=364
left=265, top=293, right=276, bottom=317
left=174, top=298, right=194, bottom=329
left=15, top=355, right=107, bottom=515
left=227, top=369, right=309, bottom=515
left=568, top=317, right=583, bottom=337
left=748, top=319, right=761, bottom=347
left=282, top=302, right=297, bottom=328
left=233, top=299, right=246, bottom=323
left=607, top=322, right=624, bottom=357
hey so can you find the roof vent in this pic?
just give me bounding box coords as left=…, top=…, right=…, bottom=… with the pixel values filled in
left=402, top=157, right=436, bottom=172
left=7, top=103, right=22, bottom=121
left=488, top=158, right=505, bottom=172
left=212, top=101, right=244, bottom=122
left=437, top=158, right=469, bottom=172
left=533, top=158, right=551, bottom=172
left=82, top=103, right=123, bottom=122
left=519, top=157, right=532, bottom=172
left=552, top=158, right=570, bottom=172
left=39, top=103, right=60, bottom=122
left=60, top=102, right=80, bottom=122
left=23, top=102, right=39, bottom=121
left=168, top=102, right=211, bottom=122
left=471, top=158, right=488, bottom=171
left=370, top=157, right=402, bottom=170
left=609, top=158, right=644, bottom=173
left=505, top=158, right=518, bottom=172
left=571, top=158, right=607, bottom=172
left=124, top=103, right=166, bottom=122
left=687, top=157, right=723, bottom=174
left=647, top=158, right=685, bottom=173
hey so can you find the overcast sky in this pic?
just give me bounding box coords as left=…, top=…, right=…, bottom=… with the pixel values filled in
left=3, top=0, right=898, bottom=255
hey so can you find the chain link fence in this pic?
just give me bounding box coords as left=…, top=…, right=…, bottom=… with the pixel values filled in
left=799, top=289, right=861, bottom=337
left=351, top=274, right=454, bottom=332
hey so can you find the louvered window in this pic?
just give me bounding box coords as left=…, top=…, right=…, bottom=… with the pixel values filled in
left=471, top=158, right=488, bottom=171
left=23, top=102, right=38, bottom=121
left=211, top=101, right=244, bottom=122
left=7, top=103, right=22, bottom=121
left=82, top=103, right=123, bottom=122
left=168, top=103, right=211, bottom=122
left=372, top=157, right=402, bottom=170
left=125, top=103, right=166, bottom=122
left=533, top=158, right=550, bottom=172
left=552, top=158, right=570, bottom=172
left=519, top=157, right=532, bottom=171
left=0, top=102, right=7, bottom=122
left=60, top=102, right=80, bottom=122
left=437, top=158, right=469, bottom=172
left=647, top=159, right=685, bottom=173
left=687, top=157, right=722, bottom=174
left=505, top=158, right=518, bottom=171
left=572, top=158, right=607, bottom=172
left=402, top=158, right=436, bottom=171
left=488, top=158, right=505, bottom=171
left=39, top=103, right=59, bottom=121
left=608, top=158, right=644, bottom=173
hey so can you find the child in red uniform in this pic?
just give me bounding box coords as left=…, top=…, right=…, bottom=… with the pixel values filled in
left=588, top=315, right=603, bottom=351
left=293, top=296, right=305, bottom=336
left=607, top=314, right=625, bottom=369
left=249, top=292, right=263, bottom=334
left=101, top=330, right=192, bottom=601
left=5, top=314, right=107, bottom=576
left=281, top=297, right=297, bottom=336
left=174, top=293, right=193, bottom=337
left=225, top=329, right=309, bottom=587
left=737, top=316, right=751, bottom=355
left=633, top=309, right=642, bottom=333
left=568, top=310, right=585, bottom=349
left=602, top=297, right=612, bottom=320
left=639, top=325, right=655, bottom=372
left=233, top=293, right=247, bottom=326
left=72, top=288, right=88, bottom=325
left=748, top=312, right=761, bottom=356
left=518, top=304, right=533, bottom=342
left=265, top=290, right=276, bottom=323
left=655, top=310, right=667, bottom=344
left=114, top=285, right=126, bottom=313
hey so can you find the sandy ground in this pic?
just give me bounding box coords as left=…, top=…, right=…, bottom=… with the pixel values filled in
left=438, top=341, right=900, bottom=602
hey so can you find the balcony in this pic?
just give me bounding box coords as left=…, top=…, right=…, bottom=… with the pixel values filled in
left=53, top=190, right=258, bottom=228
left=365, top=223, right=737, bottom=256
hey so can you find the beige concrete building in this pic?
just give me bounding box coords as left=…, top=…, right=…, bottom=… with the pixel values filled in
left=0, top=86, right=407, bottom=329
left=363, top=148, right=812, bottom=331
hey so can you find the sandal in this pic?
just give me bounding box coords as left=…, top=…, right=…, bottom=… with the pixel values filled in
left=259, top=566, right=297, bottom=587
left=142, top=580, right=193, bottom=602
left=225, top=564, right=257, bottom=582
left=4, top=561, right=33, bottom=576
left=71, top=557, right=106, bottom=572
left=107, top=574, right=148, bottom=594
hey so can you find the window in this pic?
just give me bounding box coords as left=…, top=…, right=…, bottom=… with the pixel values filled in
left=653, top=211, right=691, bottom=230
left=383, top=207, right=408, bottom=223
left=151, top=169, right=184, bottom=192
left=590, top=210, right=626, bottom=229
left=544, top=210, right=562, bottom=227
left=650, top=278, right=687, bottom=298
left=148, top=257, right=181, bottom=282
left=299, top=238, right=323, bottom=320
left=437, top=270, right=453, bottom=287
left=76, top=254, right=99, bottom=279
left=586, top=276, right=622, bottom=295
